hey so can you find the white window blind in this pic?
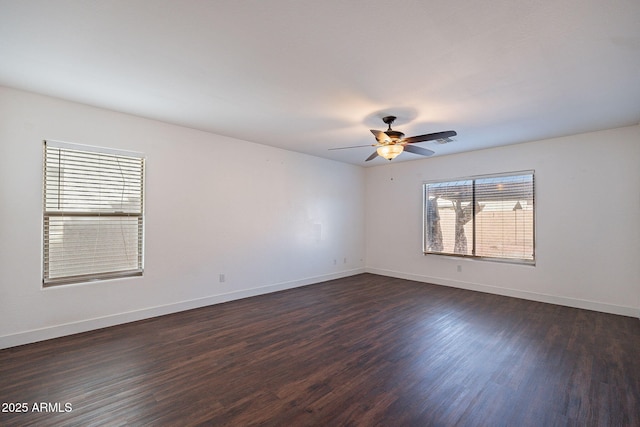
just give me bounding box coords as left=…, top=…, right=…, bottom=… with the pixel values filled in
left=43, top=140, right=145, bottom=286
left=423, top=172, right=534, bottom=263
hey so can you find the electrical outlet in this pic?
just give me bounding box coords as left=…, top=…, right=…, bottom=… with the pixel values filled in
left=219, top=274, right=225, bottom=283
left=457, top=265, right=462, bottom=273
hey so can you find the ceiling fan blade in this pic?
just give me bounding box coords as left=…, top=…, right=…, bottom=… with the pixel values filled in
left=403, top=144, right=435, bottom=157
left=328, top=144, right=374, bottom=150
left=365, top=151, right=379, bottom=161
left=370, top=129, right=391, bottom=143
left=403, top=130, right=457, bottom=144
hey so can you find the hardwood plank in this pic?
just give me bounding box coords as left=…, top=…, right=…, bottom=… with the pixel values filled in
left=1, top=273, right=639, bottom=426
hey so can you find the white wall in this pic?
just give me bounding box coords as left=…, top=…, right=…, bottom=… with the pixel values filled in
left=0, top=86, right=366, bottom=348
left=365, top=125, right=640, bottom=317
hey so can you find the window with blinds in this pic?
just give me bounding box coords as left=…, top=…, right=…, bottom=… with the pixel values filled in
left=423, top=171, right=534, bottom=263
left=43, top=140, right=145, bottom=286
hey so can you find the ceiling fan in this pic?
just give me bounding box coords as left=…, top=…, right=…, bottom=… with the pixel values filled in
left=330, top=116, right=457, bottom=161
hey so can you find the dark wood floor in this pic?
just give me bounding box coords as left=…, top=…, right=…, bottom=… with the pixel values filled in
left=1, top=274, right=639, bottom=426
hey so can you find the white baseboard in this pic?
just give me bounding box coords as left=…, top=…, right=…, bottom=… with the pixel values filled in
left=366, top=268, right=640, bottom=318
left=0, top=268, right=365, bottom=350
left=4, top=267, right=634, bottom=350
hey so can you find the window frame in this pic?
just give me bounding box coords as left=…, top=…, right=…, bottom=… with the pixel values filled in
left=42, top=140, right=145, bottom=287
left=422, top=171, right=535, bottom=265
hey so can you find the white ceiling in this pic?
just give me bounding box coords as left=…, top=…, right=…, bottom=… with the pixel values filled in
left=1, top=0, right=639, bottom=166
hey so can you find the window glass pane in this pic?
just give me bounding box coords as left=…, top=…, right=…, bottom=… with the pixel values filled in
left=44, top=148, right=143, bottom=214
left=475, top=174, right=534, bottom=260
left=425, top=180, right=473, bottom=255
left=44, top=216, right=142, bottom=280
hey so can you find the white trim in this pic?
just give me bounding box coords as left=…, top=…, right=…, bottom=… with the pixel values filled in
left=44, top=139, right=145, bottom=158
left=365, top=267, right=640, bottom=318
left=422, top=169, right=536, bottom=185
left=4, top=266, right=636, bottom=350
left=0, top=268, right=365, bottom=350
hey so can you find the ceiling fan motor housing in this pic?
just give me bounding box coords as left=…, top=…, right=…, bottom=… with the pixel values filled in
left=384, top=130, right=405, bottom=141
left=381, top=116, right=404, bottom=141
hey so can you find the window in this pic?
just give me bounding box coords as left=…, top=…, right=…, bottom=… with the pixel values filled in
left=423, top=171, right=534, bottom=263
left=43, top=140, right=145, bottom=286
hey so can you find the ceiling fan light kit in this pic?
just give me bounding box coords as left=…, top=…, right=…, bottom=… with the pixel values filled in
left=330, top=115, right=457, bottom=162
left=377, top=144, right=404, bottom=160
